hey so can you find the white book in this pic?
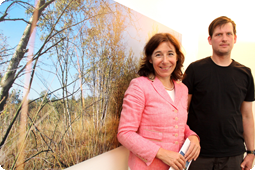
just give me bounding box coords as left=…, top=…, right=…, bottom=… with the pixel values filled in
left=169, top=138, right=192, bottom=170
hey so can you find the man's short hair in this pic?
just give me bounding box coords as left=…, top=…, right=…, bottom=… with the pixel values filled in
left=208, top=16, right=236, bottom=37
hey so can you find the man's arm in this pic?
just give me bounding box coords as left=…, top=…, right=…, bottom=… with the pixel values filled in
left=187, top=94, right=192, bottom=111
left=185, top=94, right=201, bottom=162
left=240, top=101, right=255, bottom=170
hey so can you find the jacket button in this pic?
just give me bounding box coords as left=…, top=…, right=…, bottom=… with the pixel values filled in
left=175, top=125, right=178, bottom=129
left=175, top=133, right=178, bottom=137
left=175, top=117, right=178, bottom=121
left=175, top=141, right=179, bottom=145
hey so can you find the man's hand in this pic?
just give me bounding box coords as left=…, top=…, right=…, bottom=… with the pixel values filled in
left=241, top=154, right=255, bottom=170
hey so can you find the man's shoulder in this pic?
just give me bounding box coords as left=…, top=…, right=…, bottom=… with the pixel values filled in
left=188, top=56, right=212, bottom=68
left=193, top=56, right=210, bottom=63
left=232, top=60, right=250, bottom=68
left=231, top=60, right=252, bottom=72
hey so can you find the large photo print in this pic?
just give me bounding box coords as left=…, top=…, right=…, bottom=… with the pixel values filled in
left=0, top=0, right=181, bottom=169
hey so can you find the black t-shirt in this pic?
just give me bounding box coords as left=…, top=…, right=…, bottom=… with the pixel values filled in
left=183, top=57, right=255, bottom=157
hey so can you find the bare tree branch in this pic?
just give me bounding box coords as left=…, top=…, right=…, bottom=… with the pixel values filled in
left=0, top=0, right=34, bottom=23
left=2, top=18, right=31, bottom=24
left=0, top=0, right=56, bottom=113
left=13, top=37, right=65, bottom=81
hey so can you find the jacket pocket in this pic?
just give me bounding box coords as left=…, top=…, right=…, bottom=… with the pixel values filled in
left=140, top=129, right=163, bottom=141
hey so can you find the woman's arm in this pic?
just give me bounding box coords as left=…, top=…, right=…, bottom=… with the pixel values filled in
left=156, top=148, right=186, bottom=169
left=117, top=79, right=160, bottom=166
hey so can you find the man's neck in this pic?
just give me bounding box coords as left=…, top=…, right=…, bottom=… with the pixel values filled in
left=211, top=54, right=232, bottom=67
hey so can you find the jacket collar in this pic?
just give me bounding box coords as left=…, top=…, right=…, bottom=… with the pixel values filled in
left=150, top=77, right=182, bottom=109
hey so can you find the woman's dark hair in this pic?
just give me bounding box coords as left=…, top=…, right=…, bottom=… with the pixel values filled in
left=138, top=33, right=185, bottom=81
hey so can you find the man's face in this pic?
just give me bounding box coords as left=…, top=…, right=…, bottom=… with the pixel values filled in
left=208, top=22, right=237, bottom=56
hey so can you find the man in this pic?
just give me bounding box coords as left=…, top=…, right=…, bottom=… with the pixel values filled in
left=183, top=16, right=255, bottom=170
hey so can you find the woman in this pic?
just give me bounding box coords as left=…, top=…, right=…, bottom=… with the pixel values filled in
left=117, top=33, right=200, bottom=170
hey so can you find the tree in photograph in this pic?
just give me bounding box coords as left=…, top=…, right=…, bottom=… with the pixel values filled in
left=0, top=0, right=141, bottom=169
left=0, top=0, right=55, bottom=113
left=0, top=0, right=99, bottom=149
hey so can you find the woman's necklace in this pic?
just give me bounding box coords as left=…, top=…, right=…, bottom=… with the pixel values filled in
left=164, top=85, right=174, bottom=91
left=164, top=80, right=174, bottom=91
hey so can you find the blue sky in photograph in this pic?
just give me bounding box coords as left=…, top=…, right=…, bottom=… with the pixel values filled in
left=0, top=1, right=29, bottom=44
left=0, top=0, right=255, bottom=99
left=0, top=1, right=66, bottom=100
left=1, top=0, right=178, bottom=100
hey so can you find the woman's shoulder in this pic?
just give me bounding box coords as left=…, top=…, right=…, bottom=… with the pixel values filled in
left=128, top=76, right=152, bottom=91
left=175, top=80, right=188, bottom=90
left=131, top=76, right=151, bottom=84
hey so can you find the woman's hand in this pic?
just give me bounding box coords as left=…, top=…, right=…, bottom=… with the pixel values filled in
left=156, top=148, right=185, bottom=170
left=185, top=135, right=200, bottom=162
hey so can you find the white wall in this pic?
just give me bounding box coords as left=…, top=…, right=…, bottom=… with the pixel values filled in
left=115, top=0, right=255, bottom=150
left=66, top=1, right=255, bottom=169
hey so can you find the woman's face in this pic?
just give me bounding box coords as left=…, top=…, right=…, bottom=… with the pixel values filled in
left=150, top=41, right=177, bottom=81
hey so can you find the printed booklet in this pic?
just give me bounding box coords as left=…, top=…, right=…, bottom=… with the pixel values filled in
left=169, top=138, right=192, bottom=170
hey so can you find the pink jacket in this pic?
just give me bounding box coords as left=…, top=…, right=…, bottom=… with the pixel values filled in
left=117, top=76, right=197, bottom=170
